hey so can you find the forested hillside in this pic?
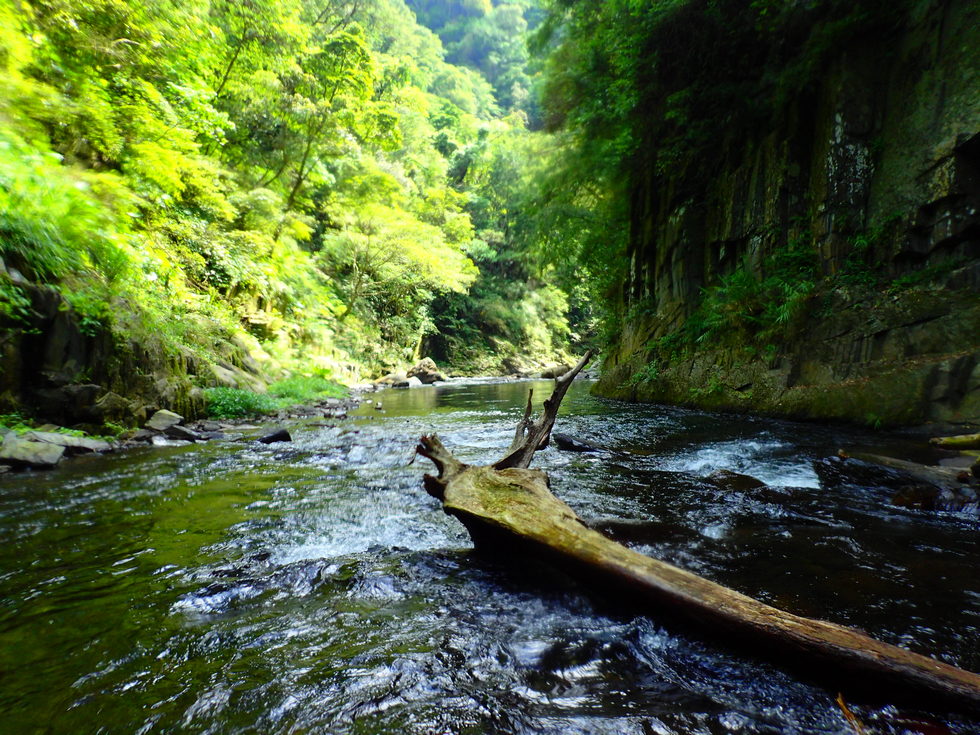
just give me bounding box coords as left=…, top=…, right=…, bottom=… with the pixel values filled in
left=0, top=0, right=598, bottom=423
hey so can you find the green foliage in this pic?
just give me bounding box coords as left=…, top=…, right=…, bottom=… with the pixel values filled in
left=1, top=0, right=560, bottom=384
left=203, top=388, right=278, bottom=419
left=0, top=412, right=32, bottom=434
left=626, top=359, right=659, bottom=387
left=204, top=374, right=347, bottom=418
left=267, top=375, right=346, bottom=402
left=887, top=257, right=967, bottom=293
left=659, top=236, right=821, bottom=352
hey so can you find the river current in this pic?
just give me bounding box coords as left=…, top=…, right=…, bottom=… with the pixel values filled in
left=1, top=379, right=978, bottom=734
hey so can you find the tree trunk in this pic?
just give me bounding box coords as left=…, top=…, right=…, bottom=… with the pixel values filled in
left=415, top=353, right=980, bottom=712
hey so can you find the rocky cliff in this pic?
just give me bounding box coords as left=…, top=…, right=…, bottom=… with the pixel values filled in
left=597, top=0, right=980, bottom=427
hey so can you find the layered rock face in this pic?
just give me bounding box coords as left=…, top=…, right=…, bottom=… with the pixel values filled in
left=597, top=0, right=980, bottom=427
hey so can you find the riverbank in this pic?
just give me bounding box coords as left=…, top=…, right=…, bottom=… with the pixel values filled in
left=596, top=273, right=980, bottom=430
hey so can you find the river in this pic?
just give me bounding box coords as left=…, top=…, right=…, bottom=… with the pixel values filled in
left=1, top=379, right=978, bottom=734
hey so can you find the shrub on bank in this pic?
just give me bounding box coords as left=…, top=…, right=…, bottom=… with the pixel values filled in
left=204, top=376, right=347, bottom=419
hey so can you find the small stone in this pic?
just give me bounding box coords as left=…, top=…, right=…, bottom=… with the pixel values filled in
left=129, top=429, right=157, bottom=442
left=0, top=464, right=11, bottom=474
left=145, top=409, right=184, bottom=432
left=258, top=428, right=291, bottom=444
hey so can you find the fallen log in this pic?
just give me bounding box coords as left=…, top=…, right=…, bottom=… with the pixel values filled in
left=416, top=352, right=980, bottom=711
left=931, top=432, right=980, bottom=450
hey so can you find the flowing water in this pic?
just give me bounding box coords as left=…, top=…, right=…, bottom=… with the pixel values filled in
left=1, top=379, right=978, bottom=734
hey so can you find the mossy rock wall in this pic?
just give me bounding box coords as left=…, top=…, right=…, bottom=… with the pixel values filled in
left=600, top=0, right=980, bottom=427
left=598, top=277, right=980, bottom=428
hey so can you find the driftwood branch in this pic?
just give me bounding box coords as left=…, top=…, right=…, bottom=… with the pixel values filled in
left=415, top=356, right=980, bottom=711
left=494, top=350, right=594, bottom=470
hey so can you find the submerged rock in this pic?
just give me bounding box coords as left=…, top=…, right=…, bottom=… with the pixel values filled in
left=552, top=433, right=605, bottom=453
left=705, top=469, right=767, bottom=492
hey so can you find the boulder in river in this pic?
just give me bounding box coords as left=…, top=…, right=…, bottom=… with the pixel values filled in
left=407, top=357, right=446, bottom=384
left=0, top=434, right=66, bottom=468
left=145, top=409, right=184, bottom=432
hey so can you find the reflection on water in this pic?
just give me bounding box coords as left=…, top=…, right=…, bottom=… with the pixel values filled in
left=0, top=378, right=978, bottom=734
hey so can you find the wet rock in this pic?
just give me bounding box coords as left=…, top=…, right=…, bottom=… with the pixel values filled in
left=23, top=430, right=111, bottom=455
left=258, top=428, right=291, bottom=444
left=705, top=469, right=767, bottom=492
left=145, top=409, right=183, bottom=432
left=196, top=421, right=223, bottom=432
left=0, top=464, right=11, bottom=474
left=813, top=456, right=914, bottom=491
left=128, top=429, right=157, bottom=442
left=892, top=484, right=978, bottom=512
left=0, top=434, right=66, bottom=468
left=394, top=376, right=424, bottom=389
left=165, top=425, right=205, bottom=442
left=553, top=433, right=605, bottom=453
left=199, top=431, right=228, bottom=440
left=374, top=371, right=407, bottom=386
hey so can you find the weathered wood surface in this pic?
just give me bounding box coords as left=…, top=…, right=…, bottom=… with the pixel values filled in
left=931, top=432, right=980, bottom=449
left=416, top=355, right=980, bottom=710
